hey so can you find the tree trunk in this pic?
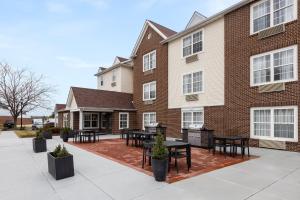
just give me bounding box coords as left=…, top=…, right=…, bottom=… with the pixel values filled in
left=13, top=116, right=18, bottom=128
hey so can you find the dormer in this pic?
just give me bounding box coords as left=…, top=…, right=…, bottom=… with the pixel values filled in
left=185, top=11, right=207, bottom=29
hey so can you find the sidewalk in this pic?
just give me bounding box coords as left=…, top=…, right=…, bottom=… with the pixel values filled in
left=0, top=131, right=299, bottom=200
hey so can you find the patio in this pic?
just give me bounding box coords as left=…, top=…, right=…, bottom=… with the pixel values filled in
left=1, top=131, right=300, bottom=200
left=69, top=138, right=255, bottom=183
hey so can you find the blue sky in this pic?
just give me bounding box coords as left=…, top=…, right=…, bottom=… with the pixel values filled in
left=0, top=0, right=240, bottom=115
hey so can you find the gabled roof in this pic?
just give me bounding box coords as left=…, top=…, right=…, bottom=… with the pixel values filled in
left=68, top=87, right=135, bottom=110
left=116, top=56, right=129, bottom=63
left=162, top=0, right=255, bottom=44
left=131, top=20, right=177, bottom=57
left=185, top=11, right=207, bottom=29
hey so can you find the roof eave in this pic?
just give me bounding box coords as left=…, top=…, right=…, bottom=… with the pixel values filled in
left=162, top=0, right=254, bottom=44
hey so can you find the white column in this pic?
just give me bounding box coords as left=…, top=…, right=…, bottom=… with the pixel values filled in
left=70, top=112, right=74, bottom=129
left=79, top=110, right=83, bottom=130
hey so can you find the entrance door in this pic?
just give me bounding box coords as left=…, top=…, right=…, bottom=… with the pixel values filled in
left=101, top=113, right=112, bottom=130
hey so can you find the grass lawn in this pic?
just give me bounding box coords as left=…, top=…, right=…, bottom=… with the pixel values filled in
left=15, top=130, right=37, bottom=138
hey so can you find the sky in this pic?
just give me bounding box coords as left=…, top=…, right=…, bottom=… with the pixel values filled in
left=0, top=0, right=241, bottom=116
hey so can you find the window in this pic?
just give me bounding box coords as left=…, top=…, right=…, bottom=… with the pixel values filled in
left=83, top=113, right=99, bottom=129
left=99, top=76, right=104, bottom=86
left=112, top=69, right=116, bottom=82
left=119, top=112, right=129, bottom=129
left=251, top=106, right=298, bottom=142
left=183, top=71, right=203, bottom=95
left=251, top=45, right=297, bottom=86
left=143, top=112, right=156, bottom=129
left=143, top=81, right=156, bottom=101
left=63, top=113, right=70, bottom=128
left=251, top=0, right=297, bottom=33
left=182, top=30, right=203, bottom=57
left=143, top=50, right=156, bottom=71
left=182, top=108, right=204, bottom=129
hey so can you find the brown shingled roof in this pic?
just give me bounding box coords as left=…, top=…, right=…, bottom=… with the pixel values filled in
left=71, top=87, right=135, bottom=110
left=116, top=56, right=129, bottom=62
left=148, top=20, right=177, bottom=37
left=55, top=104, right=66, bottom=111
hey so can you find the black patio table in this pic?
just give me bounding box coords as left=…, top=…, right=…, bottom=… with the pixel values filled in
left=78, top=130, right=96, bottom=143
left=213, top=135, right=247, bottom=156
left=126, top=131, right=157, bottom=146
left=148, top=140, right=192, bottom=170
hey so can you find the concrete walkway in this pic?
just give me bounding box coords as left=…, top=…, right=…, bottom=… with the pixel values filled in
left=0, top=131, right=299, bottom=200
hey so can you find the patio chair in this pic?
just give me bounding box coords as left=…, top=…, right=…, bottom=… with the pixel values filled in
left=213, top=137, right=234, bottom=157
left=169, top=146, right=189, bottom=173
left=142, top=141, right=154, bottom=168
left=233, top=137, right=250, bottom=157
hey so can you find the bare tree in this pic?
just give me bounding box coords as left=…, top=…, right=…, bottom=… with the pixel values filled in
left=0, top=63, right=54, bottom=127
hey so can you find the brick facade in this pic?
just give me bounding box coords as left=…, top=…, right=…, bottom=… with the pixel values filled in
left=133, top=26, right=169, bottom=132
left=111, top=111, right=137, bottom=134
left=0, top=116, right=32, bottom=126
left=224, top=0, right=300, bottom=151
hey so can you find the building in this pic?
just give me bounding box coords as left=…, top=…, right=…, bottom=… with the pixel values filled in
left=54, top=104, right=66, bottom=127
left=131, top=20, right=176, bottom=134
left=57, top=0, right=300, bottom=152
left=95, top=56, right=133, bottom=93
left=165, top=11, right=225, bottom=137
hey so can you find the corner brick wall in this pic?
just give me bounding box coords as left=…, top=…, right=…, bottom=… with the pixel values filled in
left=224, top=0, right=300, bottom=152
left=133, top=26, right=169, bottom=132
left=73, top=112, right=79, bottom=130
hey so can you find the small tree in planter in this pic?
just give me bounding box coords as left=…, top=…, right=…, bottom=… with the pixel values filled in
left=33, top=130, right=47, bottom=153
left=42, top=128, right=52, bottom=139
left=61, top=128, right=71, bottom=142
left=48, top=145, right=74, bottom=180
left=151, top=133, right=169, bottom=182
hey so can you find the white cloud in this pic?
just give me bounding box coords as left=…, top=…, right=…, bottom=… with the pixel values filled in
left=56, top=56, right=97, bottom=69
left=46, top=1, right=71, bottom=13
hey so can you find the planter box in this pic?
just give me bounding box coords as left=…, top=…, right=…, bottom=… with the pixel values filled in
left=33, top=138, right=47, bottom=153
left=47, top=153, right=74, bottom=180
left=43, top=131, right=52, bottom=139
left=151, top=158, right=168, bottom=182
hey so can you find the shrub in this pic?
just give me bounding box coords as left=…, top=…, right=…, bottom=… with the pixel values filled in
left=61, top=127, right=71, bottom=135
left=51, top=145, right=71, bottom=158
left=52, top=145, right=62, bottom=157
left=50, top=127, right=61, bottom=135
left=152, top=133, right=168, bottom=160
left=57, top=146, right=71, bottom=158
left=35, top=130, right=44, bottom=139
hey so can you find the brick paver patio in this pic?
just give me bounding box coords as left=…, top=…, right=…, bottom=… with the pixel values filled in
left=69, top=138, right=255, bottom=183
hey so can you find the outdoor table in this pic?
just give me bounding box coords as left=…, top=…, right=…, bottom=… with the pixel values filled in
left=148, top=140, right=192, bottom=170
left=78, top=130, right=96, bottom=143
left=126, top=131, right=157, bottom=146
left=213, top=135, right=246, bottom=156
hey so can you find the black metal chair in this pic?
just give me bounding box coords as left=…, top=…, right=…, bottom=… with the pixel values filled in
left=233, top=137, right=250, bottom=157
left=213, top=137, right=234, bottom=157
left=169, top=146, right=189, bottom=173
left=142, top=141, right=154, bottom=168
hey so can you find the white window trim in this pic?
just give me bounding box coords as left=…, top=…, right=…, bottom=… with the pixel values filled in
left=182, top=29, right=204, bottom=58
left=143, top=112, right=156, bottom=130
left=181, top=107, right=204, bottom=130
left=83, top=112, right=99, bottom=129
left=63, top=113, right=70, bottom=128
left=143, top=81, right=156, bottom=101
left=250, top=106, right=298, bottom=142
left=250, top=0, right=298, bottom=34
left=250, top=45, right=298, bottom=87
left=143, top=50, right=156, bottom=72
left=119, top=112, right=129, bottom=130
left=182, top=70, right=204, bottom=95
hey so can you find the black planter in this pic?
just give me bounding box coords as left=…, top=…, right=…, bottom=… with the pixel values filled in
left=151, top=158, right=168, bottom=182
left=62, top=134, right=69, bottom=142
left=42, top=131, right=52, bottom=139
left=32, top=138, right=47, bottom=153
left=47, top=153, right=74, bottom=180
